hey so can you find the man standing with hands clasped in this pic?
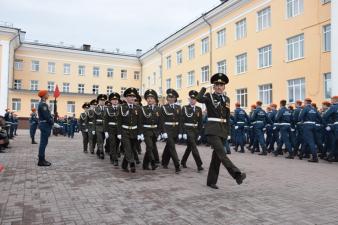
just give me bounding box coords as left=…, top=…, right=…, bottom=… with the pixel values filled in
left=196, top=73, right=246, bottom=189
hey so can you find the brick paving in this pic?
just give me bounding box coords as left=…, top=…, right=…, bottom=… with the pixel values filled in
left=1, top=130, right=338, bottom=225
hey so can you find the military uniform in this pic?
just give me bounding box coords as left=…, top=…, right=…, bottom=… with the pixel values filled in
left=161, top=89, right=182, bottom=174
left=79, top=103, right=90, bottom=152
left=233, top=104, right=249, bottom=152
left=251, top=103, right=271, bottom=155
left=94, top=94, right=108, bottom=159
left=180, top=90, right=203, bottom=171
left=322, top=97, right=338, bottom=161
left=29, top=109, right=39, bottom=144
left=87, top=99, right=98, bottom=154
left=196, top=73, right=246, bottom=189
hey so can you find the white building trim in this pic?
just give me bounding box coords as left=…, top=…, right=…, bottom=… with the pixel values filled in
left=332, top=1, right=338, bottom=96
left=0, top=40, right=10, bottom=113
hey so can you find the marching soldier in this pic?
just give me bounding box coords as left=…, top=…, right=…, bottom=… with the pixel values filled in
left=79, top=102, right=90, bottom=153
left=196, top=73, right=246, bottom=189
left=104, top=92, right=121, bottom=166
left=118, top=88, right=143, bottom=173
left=94, top=94, right=108, bottom=159
left=141, top=89, right=161, bottom=170
left=87, top=99, right=98, bottom=154
left=293, top=100, right=303, bottom=156
left=37, top=90, right=54, bottom=166
left=29, top=108, right=38, bottom=144
left=180, top=90, right=204, bottom=172
left=161, top=89, right=182, bottom=174
left=233, top=102, right=249, bottom=153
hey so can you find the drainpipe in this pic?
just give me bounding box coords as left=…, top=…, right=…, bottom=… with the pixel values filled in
left=155, top=44, right=163, bottom=102
left=202, top=14, right=213, bottom=76
left=8, top=32, right=20, bottom=108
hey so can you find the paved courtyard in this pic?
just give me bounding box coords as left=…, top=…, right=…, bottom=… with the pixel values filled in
left=1, top=130, right=338, bottom=225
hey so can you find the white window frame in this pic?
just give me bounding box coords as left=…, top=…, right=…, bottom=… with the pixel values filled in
left=166, top=56, right=172, bottom=69
left=30, top=80, right=39, bottom=91
left=48, top=62, right=56, bottom=74
left=134, top=71, right=140, bottom=80
left=120, top=87, right=126, bottom=96
left=14, top=59, right=23, bottom=70
left=78, top=65, right=85, bottom=76
left=107, top=86, right=113, bottom=95
left=258, top=83, right=273, bottom=105
left=287, top=78, right=305, bottom=103
left=236, top=88, right=248, bottom=108
left=67, top=101, right=75, bottom=114
left=257, top=7, right=271, bottom=31
left=31, top=60, right=39, bottom=72
left=217, top=29, right=226, bottom=48
left=121, top=69, right=127, bottom=79
left=64, top=63, right=71, bottom=75
left=323, top=24, right=331, bottom=52
left=107, top=68, right=114, bottom=78
left=92, top=85, right=99, bottom=95
left=187, top=71, right=195, bottom=87
left=201, top=37, right=209, bottom=54
left=12, top=98, right=21, bottom=112
left=258, top=45, right=272, bottom=68
left=188, top=44, right=195, bottom=60
left=286, top=0, right=304, bottom=18
left=93, top=67, right=100, bottom=77
left=176, top=50, right=183, bottom=64
left=286, top=34, right=304, bottom=61
left=14, top=80, right=22, bottom=90
left=324, top=73, right=331, bottom=99
left=78, top=84, right=85, bottom=94
left=31, top=99, right=39, bottom=110
left=217, top=60, right=227, bottom=74
left=166, top=78, right=171, bottom=90
left=176, top=75, right=182, bottom=89
left=235, top=19, right=247, bottom=40
left=47, top=81, right=55, bottom=92
left=201, top=66, right=210, bottom=83
left=236, top=53, right=247, bottom=74
left=63, top=83, right=70, bottom=93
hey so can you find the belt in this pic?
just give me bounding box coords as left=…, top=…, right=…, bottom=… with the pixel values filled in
left=88, top=122, right=93, bottom=124
left=108, top=122, right=117, bottom=125
left=143, top=124, right=158, bottom=128
left=184, top=123, right=198, bottom=127
left=164, top=122, right=179, bottom=126
left=208, top=118, right=227, bottom=123
left=252, top=121, right=264, bottom=124
left=96, top=119, right=103, bottom=122
left=279, top=123, right=290, bottom=125
left=304, top=121, right=315, bottom=124
left=315, top=124, right=321, bottom=127
left=39, top=120, right=47, bottom=123
left=334, top=122, right=338, bottom=125
left=122, top=125, right=137, bottom=130
left=237, top=122, right=245, bottom=124
left=82, top=123, right=86, bottom=125
left=274, top=123, right=280, bottom=125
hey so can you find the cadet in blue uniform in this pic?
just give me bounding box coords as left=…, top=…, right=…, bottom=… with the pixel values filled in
left=268, top=103, right=279, bottom=153
left=29, top=108, right=38, bottom=144
left=293, top=100, right=303, bottom=156
left=196, top=73, right=246, bottom=189
left=37, top=90, right=53, bottom=166
left=233, top=102, right=249, bottom=153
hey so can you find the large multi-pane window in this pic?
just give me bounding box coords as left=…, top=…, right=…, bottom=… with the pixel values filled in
left=78, top=84, right=85, bottom=94
left=14, top=59, right=23, bottom=70
left=93, top=67, right=100, bottom=77
left=14, top=80, right=22, bottom=90
left=107, top=68, right=114, bottom=78
left=63, top=83, right=70, bottom=93
left=30, top=99, right=39, bottom=110
left=287, top=78, right=305, bottom=103
left=323, top=24, right=331, bottom=52
left=47, top=81, right=55, bottom=92
left=217, top=29, right=226, bottom=48
left=67, top=101, right=75, bottom=113
left=166, top=78, right=171, bottom=90
left=217, top=60, right=226, bottom=74
left=187, top=71, right=195, bottom=87
left=257, top=7, right=271, bottom=31
left=236, top=53, right=247, bottom=74
left=107, top=86, right=113, bottom=95
left=64, top=64, right=71, bottom=75
left=201, top=66, right=210, bottom=83
left=121, top=69, right=127, bottom=79
left=188, top=44, right=195, bottom=60
left=30, top=80, right=39, bottom=91
left=236, top=88, right=248, bottom=108
left=176, top=75, right=182, bottom=89
left=78, top=65, right=85, bottom=76
left=166, top=56, right=172, bottom=69
left=286, top=0, right=304, bottom=18
left=236, top=19, right=247, bottom=40
left=48, top=62, right=56, bottom=74
left=134, top=71, right=140, bottom=80
left=176, top=50, right=183, bottom=64
left=324, top=73, right=331, bottom=99
left=12, top=98, right=21, bottom=111
left=201, top=37, right=209, bottom=54
left=92, top=85, right=99, bottom=94
left=258, top=45, right=272, bottom=68
left=31, top=60, right=39, bottom=72
left=259, top=84, right=273, bottom=105
left=287, top=34, right=304, bottom=61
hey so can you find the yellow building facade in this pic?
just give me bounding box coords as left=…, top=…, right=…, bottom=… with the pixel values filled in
left=0, top=0, right=335, bottom=119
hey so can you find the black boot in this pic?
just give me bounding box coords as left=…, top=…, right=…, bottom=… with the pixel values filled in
left=130, top=163, right=136, bottom=173
left=181, top=162, right=187, bottom=168
left=32, top=138, right=38, bottom=144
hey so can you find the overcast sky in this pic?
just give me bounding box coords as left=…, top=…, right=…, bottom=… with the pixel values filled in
left=0, top=0, right=222, bottom=54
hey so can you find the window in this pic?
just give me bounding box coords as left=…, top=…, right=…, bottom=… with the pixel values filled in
left=166, top=56, right=172, bottom=69
left=64, top=64, right=71, bottom=75
left=324, top=73, right=331, bottom=99
left=120, top=87, right=126, bottom=95
left=258, top=45, right=272, bottom=68
left=187, top=71, right=195, bottom=87
left=134, top=71, right=140, bottom=80
left=14, top=59, right=23, bottom=70
left=176, top=75, right=182, bottom=89
left=236, top=19, right=247, bottom=40
left=78, top=84, right=85, bottom=94
left=67, top=101, right=75, bottom=113
left=49, top=100, right=55, bottom=113
left=287, top=78, right=305, bottom=103
left=14, top=80, right=22, bottom=90
left=217, top=29, right=226, bottom=48
left=63, top=83, right=70, bottom=93
left=12, top=98, right=21, bottom=111
left=31, top=99, right=39, bottom=110
left=286, top=0, right=304, bottom=18
left=287, top=34, right=304, bottom=61
left=121, top=70, right=127, bottom=79
left=78, top=65, right=85, bottom=76
left=92, top=85, right=99, bottom=94
left=31, top=60, right=39, bottom=72
left=47, top=81, right=55, bottom=92
left=217, top=60, right=226, bottom=74
left=257, top=7, right=271, bottom=31
left=323, top=24, right=331, bottom=52
left=30, top=80, right=39, bottom=91
left=201, top=66, right=210, bottom=83
left=107, top=68, right=114, bottom=78
left=322, top=0, right=331, bottom=3
left=93, top=67, right=100, bottom=77
left=188, top=44, right=195, bottom=60
left=107, top=86, right=113, bottom=95
left=236, top=88, right=248, bottom=108
left=259, top=84, right=273, bottom=105
left=236, top=53, right=247, bottom=74
left=176, top=50, right=183, bottom=64
left=166, top=78, right=171, bottom=90
left=48, top=62, right=56, bottom=74
left=201, top=37, right=209, bottom=54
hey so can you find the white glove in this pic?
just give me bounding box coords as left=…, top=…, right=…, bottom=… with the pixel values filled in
left=227, top=136, right=231, bottom=140
left=137, top=135, right=141, bottom=141
left=140, top=134, right=145, bottom=141
left=162, top=133, right=168, bottom=139
left=157, top=135, right=162, bottom=141
left=178, top=134, right=183, bottom=139
left=273, top=126, right=276, bottom=130
left=197, top=135, right=201, bottom=141
left=105, top=132, right=109, bottom=139
left=117, top=134, right=122, bottom=139
left=235, top=126, right=239, bottom=130
left=291, top=128, right=295, bottom=132
left=263, top=128, right=266, bottom=132
left=326, top=126, right=331, bottom=131
left=92, top=131, right=95, bottom=135
left=85, top=129, right=88, bottom=132
left=183, top=134, right=187, bottom=140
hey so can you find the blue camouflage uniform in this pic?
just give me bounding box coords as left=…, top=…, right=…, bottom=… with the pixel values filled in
left=275, top=106, right=293, bottom=157
left=234, top=107, right=249, bottom=152
left=251, top=106, right=271, bottom=154
left=29, top=112, right=39, bottom=143
left=38, top=99, right=54, bottom=162
left=293, top=106, right=303, bottom=154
